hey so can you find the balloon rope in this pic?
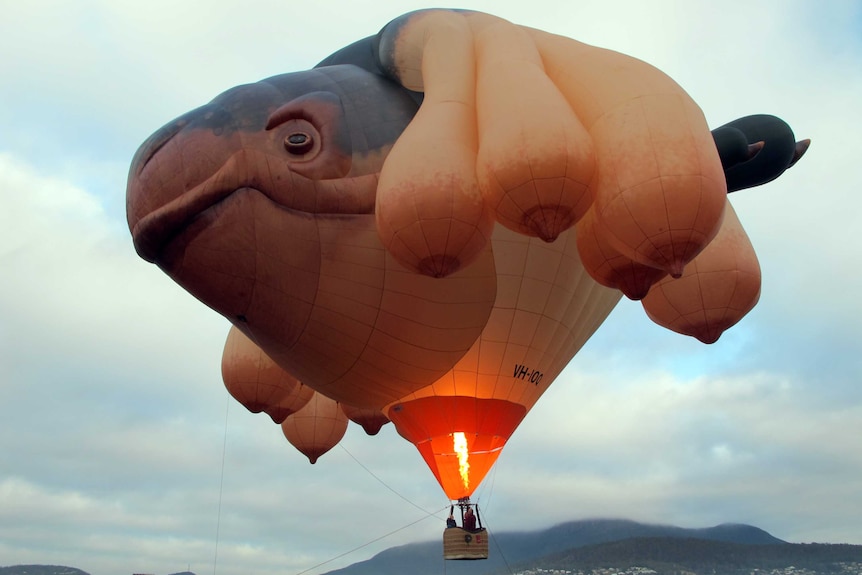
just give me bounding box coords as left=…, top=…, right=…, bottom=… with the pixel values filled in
left=292, top=506, right=449, bottom=575
left=338, top=443, right=440, bottom=515
left=296, top=445, right=513, bottom=574
left=482, top=454, right=501, bottom=511
left=212, top=398, right=230, bottom=575
left=483, top=517, right=516, bottom=575
left=478, top=460, right=517, bottom=573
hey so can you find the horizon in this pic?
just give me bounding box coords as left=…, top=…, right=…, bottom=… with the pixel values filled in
left=1, top=517, right=848, bottom=575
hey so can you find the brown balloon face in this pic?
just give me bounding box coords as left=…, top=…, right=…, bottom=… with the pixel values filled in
left=127, top=69, right=417, bottom=304
left=127, top=77, right=380, bottom=261
left=128, top=82, right=365, bottom=348
left=127, top=66, right=502, bottom=409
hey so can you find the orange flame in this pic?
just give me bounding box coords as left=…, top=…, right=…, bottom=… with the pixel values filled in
left=453, top=432, right=470, bottom=492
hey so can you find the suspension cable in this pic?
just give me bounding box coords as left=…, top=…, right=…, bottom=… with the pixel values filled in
left=292, top=506, right=449, bottom=575
left=484, top=516, right=516, bottom=575
left=212, top=398, right=230, bottom=575
left=338, top=443, right=441, bottom=516
left=295, top=442, right=515, bottom=575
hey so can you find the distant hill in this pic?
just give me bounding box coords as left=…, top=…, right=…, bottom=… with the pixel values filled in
left=528, top=537, right=862, bottom=575
left=0, top=567, right=195, bottom=575
left=0, top=567, right=90, bottom=575
left=8, top=520, right=861, bottom=575
left=322, top=518, right=788, bottom=575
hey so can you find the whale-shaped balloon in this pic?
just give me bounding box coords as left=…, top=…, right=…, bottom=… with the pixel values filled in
left=128, top=8, right=808, bottom=497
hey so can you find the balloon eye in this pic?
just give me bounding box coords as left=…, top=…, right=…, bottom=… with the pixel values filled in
left=285, top=132, right=313, bottom=155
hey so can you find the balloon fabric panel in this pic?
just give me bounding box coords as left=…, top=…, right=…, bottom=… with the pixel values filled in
left=389, top=396, right=526, bottom=500
left=642, top=200, right=761, bottom=343
left=341, top=403, right=391, bottom=436
left=267, top=383, right=315, bottom=425
left=221, top=326, right=310, bottom=423
left=576, top=205, right=668, bottom=300
left=281, top=392, right=348, bottom=464
left=376, top=11, right=492, bottom=279
left=386, top=226, right=620, bottom=497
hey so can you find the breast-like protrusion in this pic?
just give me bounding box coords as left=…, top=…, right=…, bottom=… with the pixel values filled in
left=642, top=199, right=761, bottom=343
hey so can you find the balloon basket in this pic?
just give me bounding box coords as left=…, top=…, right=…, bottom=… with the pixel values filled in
left=443, top=498, right=488, bottom=560
left=443, top=526, right=489, bottom=560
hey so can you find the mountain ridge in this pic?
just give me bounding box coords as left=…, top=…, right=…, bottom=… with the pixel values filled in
left=5, top=519, right=861, bottom=575
left=0, top=568, right=195, bottom=575
left=321, top=518, right=787, bottom=575
left=524, top=537, right=862, bottom=575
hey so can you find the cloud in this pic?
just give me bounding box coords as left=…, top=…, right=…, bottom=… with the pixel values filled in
left=0, top=149, right=441, bottom=572
left=498, top=363, right=862, bottom=538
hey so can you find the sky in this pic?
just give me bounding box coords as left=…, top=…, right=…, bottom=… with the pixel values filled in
left=1, top=1, right=861, bottom=574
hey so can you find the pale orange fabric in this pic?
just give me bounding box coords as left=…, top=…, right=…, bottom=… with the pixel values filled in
left=642, top=200, right=761, bottom=343
left=340, top=403, right=390, bottom=436
left=281, top=392, right=348, bottom=464
left=531, top=30, right=727, bottom=276
left=471, top=15, right=594, bottom=241
left=371, top=9, right=733, bottom=498
left=221, top=326, right=310, bottom=424
left=376, top=11, right=492, bottom=278
left=387, top=224, right=621, bottom=498
left=576, top=205, right=667, bottom=300
left=267, top=384, right=315, bottom=426
left=377, top=10, right=726, bottom=280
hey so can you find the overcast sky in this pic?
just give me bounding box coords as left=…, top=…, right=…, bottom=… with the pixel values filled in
left=1, top=1, right=861, bottom=575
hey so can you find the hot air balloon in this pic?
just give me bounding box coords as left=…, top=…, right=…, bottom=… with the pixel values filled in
left=386, top=224, right=620, bottom=501
left=126, top=9, right=809, bottom=554
left=281, top=391, right=348, bottom=464
left=221, top=325, right=312, bottom=423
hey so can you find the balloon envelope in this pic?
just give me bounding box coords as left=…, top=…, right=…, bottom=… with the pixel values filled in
left=340, top=404, right=390, bottom=436
left=281, top=392, right=348, bottom=464
left=222, top=326, right=308, bottom=423
left=642, top=200, right=761, bottom=343
left=387, top=224, right=620, bottom=499
left=266, top=382, right=315, bottom=425
left=127, top=8, right=808, bottom=503
left=576, top=205, right=667, bottom=300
